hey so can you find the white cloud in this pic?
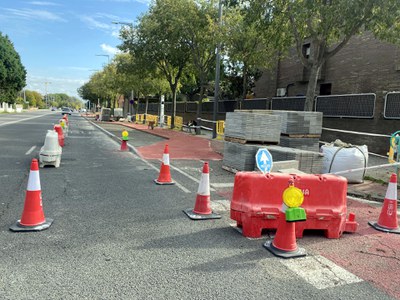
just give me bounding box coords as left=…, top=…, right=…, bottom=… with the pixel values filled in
left=27, top=74, right=86, bottom=98
left=28, top=1, right=60, bottom=6
left=111, top=29, right=121, bottom=38
left=3, top=8, right=65, bottom=22
left=80, top=15, right=112, bottom=30
left=100, top=43, right=120, bottom=55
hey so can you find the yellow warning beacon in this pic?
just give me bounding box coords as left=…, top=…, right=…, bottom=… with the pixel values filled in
left=283, top=181, right=306, bottom=222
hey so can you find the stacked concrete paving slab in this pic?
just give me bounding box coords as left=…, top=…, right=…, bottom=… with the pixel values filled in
left=223, top=112, right=282, bottom=171
left=279, top=136, right=320, bottom=152
left=264, top=145, right=323, bottom=174
left=223, top=141, right=259, bottom=171
left=224, top=112, right=281, bottom=143
left=267, top=110, right=323, bottom=135
left=223, top=110, right=324, bottom=173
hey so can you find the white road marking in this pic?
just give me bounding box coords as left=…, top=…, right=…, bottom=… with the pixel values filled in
left=174, top=181, right=191, bottom=194
left=25, top=146, right=36, bottom=155
left=89, top=120, right=192, bottom=194
left=169, top=163, right=216, bottom=192
left=280, top=255, right=363, bottom=290
left=211, top=182, right=234, bottom=188
left=0, top=112, right=55, bottom=127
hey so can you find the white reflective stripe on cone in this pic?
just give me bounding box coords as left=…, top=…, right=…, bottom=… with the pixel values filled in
left=386, top=183, right=397, bottom=200
left=27, top=170, right=41, bottom=191
left=163, top=153, right=170, bottom=166
left=197, top=173, right=210, bottom=195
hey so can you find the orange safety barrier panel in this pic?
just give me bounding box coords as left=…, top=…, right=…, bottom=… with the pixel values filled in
left=230, top=172, right=358, bottom=238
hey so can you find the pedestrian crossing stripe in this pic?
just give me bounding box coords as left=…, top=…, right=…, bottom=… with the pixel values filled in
left=280, top=255, right=363, bottom=290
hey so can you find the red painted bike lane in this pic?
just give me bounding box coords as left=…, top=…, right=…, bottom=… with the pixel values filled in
left=117, top=122, right=222, bottom=160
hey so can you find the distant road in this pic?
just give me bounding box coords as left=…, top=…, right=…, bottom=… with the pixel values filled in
left=0, top=110, right=57, bottom=127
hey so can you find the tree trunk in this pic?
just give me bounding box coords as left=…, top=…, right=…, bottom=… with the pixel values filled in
left=304, top=64, right=321, bottom=111
left=171, top=86, right=177, bottom=129
left=241, top=64, right=248, bottom=108
left=144, top=96, right=149, bottom=124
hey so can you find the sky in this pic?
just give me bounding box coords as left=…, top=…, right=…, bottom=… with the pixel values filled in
left=0, top=0, right=150, bottom=100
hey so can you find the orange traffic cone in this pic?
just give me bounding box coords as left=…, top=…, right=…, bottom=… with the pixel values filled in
left=183, top=162, right=221, bottom=220
left=120, top=140, right=128, bottom=151
left=154, top=144, right=174, bottom=185
left=369, top=173, right=400, bottom=234
left=10, top=159, right=53, bottom=232
left=62, top=114, right=69, bottom=126
left=264, top=211, right=306, bottom=258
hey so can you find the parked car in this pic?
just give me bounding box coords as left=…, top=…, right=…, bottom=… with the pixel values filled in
left=61, top=107, right=72, bottom=115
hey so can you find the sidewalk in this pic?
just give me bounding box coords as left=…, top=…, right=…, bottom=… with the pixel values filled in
left=109, top=119, right=395, bottom=202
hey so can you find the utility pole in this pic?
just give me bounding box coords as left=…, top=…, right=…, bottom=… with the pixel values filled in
left=44, top=81, right=51, bottom=108
left=112, top=21, right=135, bottom=119
left=212, top=0, right=223, bottom=139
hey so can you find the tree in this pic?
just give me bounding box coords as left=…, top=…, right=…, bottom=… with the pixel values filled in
left=0, top=32, right=26, bottom=103
left=78, top=81, right=99, bottom=106
left=179, top=0, right=220, bottom=119
left=25, top=90, right=44, bottom=108
left=224, top=3, right=275, bottom=105
left=251, top=0, right=400, bottom=111
left=117, top=53, right=170, bottom=115
left=119, top=0, right=192, bottom=128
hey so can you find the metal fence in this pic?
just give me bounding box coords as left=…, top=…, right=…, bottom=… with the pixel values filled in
left=135, top=93, right=379, bottom=119
left=315, top=93, right=375, bottom=118
left=384, top=92, right=400, bottom=119
left=271, top=96, right=306, bottom=111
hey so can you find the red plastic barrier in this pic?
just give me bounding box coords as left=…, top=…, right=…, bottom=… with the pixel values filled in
left=230, top=172, right=358, bottom=238
left=54, top=125, right=64, bottom=147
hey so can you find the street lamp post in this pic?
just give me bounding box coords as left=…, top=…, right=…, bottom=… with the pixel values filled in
left=44, top=81, right=51, bottom=109
left=112, top=21, right=134, bottom=118
left=95, top=54, right=110, bottom=64
left=112, top=21, right=133, bottom=26
left=212, top=0, right=223, bottom=139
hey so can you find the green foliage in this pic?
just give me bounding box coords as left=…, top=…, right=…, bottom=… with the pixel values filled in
left=80, top=0, right=400, bottom=112
left=47, top=93, right=81, bottom=109
left=251, top=0, right=400, bottom=111
left=25, top=90, right=43, bottom=108
left=224, top=3, right=276, bottom=100
left=119, top=0, right=194, bottom=127
left=0, top=32, right=26, bottom=103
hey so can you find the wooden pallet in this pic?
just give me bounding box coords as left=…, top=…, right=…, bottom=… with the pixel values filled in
left=224, top=136, right=279, bottom=145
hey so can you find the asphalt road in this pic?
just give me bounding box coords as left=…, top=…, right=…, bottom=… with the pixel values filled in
left=0, top=111, right=396, bottom=300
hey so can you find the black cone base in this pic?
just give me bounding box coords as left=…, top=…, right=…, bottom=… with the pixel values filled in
left=10, top=218, right=54, bottom=232
left=154, top=179, right=175, bottom=185
left=183, top=209, right=221, bottom=220
left=368, top=221, right=400, bottom=234
left=263, top=240, right=306, bottom=259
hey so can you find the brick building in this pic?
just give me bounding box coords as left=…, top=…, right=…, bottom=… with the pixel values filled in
left=253, top=32, right=400, bottom=155
left=254, top=32, right=400, bottom=99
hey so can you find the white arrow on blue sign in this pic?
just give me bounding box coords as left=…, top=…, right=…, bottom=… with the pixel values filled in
left=256, top=148, right=273, bottom=174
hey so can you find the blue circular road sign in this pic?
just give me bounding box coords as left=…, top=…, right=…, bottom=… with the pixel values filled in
left=256, top=148, right=273, bottom=174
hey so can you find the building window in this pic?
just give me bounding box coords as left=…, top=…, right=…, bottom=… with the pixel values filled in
left=320, top=83, right=332, bottom=95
